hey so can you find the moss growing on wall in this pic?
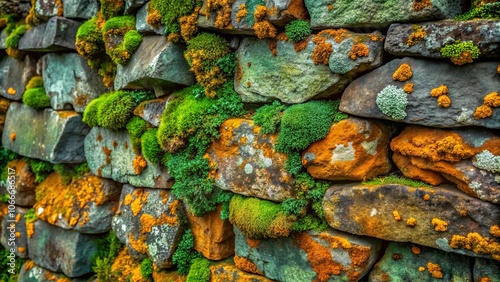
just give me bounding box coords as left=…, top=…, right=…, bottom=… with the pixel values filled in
left=141, top=128, right=163, bottom=164
left=5, top=23, right=29, bottom=59
left=285, top=20, right=312, bottom=42
left=252, top=100, right=287, bottom=134
left=126, top=116, right=148, bottom=151
left=440, top=41, right=481, bottom=66
left=100, top=0, right=125, bottom=20
left=456, top=2, right=500, bottom=20
left=172, top=229, right=202, bottom=275
left=186, top=257, right=211, bottom=282
left=102, top=15, right=142, bottom=65
left=22, top=76, right=50, bottom=109
left=92, top=230, right=124, bottom=281
left=147, top=0, right=200, bottom=40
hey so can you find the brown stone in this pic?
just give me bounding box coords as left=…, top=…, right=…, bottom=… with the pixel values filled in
left=186, top=204, right=235, bottom=260
left=4, top=159, right=36, bottom=207
left=210, top=259, right=273, bottom=282
left=302, top=117, right=392, bottom=181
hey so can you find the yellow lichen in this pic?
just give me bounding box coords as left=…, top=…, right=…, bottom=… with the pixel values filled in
left=437, top=95, right=451, bottom=108
left=490, top=225, right=500, bottom=237
left=406, top=217, right=417, bottom=227
left=128, top=234, right=148, bottom=253
left=430, top=85, right=448, bottom=97
left=236, top=4, right=247, bottom=23
left=450, top=232, right=500, bottom=260
left=206, top=0, right=235, bottom=29
left=418, top=266, right=425, bottom=272
left=179, top=6, right=200, bottom=42
left=431, top=218, right=448, bottom=232
left=392, top=210, right=402, bottom=221
left=7, top=87, right=16, bottom=95
left=404, top=83, right=414, bottom=94
left=133, top=155, right=147, bottom=175
left=484, top=92, right=500, bottom=108
left=348, top=43, right=369, bottom=60
left=9, top=133, right=16, bottom=141
left=392, top=63, right=413, bottom=82
left=474, top=104, right=493, bottom=120
left=427, top=262, right=443, bottom=279
left=407, top=26, right=426, bottom=46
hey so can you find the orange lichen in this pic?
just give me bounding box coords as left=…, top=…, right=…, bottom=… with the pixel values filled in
left=236, top=4, right=247, bottom=23
left=130, top=189, right=148, bottom=216
left=423, top=194, right=430, bottom=201
left=128, top=234, right=148, bottom=254
left=479, top=278, right=492, bottom=282
left=18, top=247, right=25, bottom=253
left=490, top=225, right=500, bottom=237
left=413, top=0, right=432, bottom=11
left=24, top=260, right=35, bottom=271
left=427, top=262, right=443, bottom=278
left=430, top=85, right=448, bottom=97
left=15, top=232, right=21, bottom=238
left=407, top=26, right=426, bottom=46
left=327, top=4, right=333, bottom=11
left=452, top=51, right=474, bottom=66
left=268, top=40, right=277, bottom=56
left=294, top=38, right=309, bottom=52
left=102, top=146, right=112, bottom=164
left=484, top=92, right=500, bottom=107
left=474, top=105, right=493, bottom=119
left=253, top=20, right=277, bottom=39
left=234, top=255, right=262, bottom=275
left=7, top=87, right=16, bottom=95
left=418, top=266, right=425, bottom=272
left=133, top=155, right=147, bottom=175
left=498, top=64, right=500, bottom=73
left=179, top=6, right=200, bottom=42
left=406, top=218, right=417, bottom=227
left=431, top=218, right=448, bottom=232
left=311, top=36, right=333, bottom=65
left=254, top=5, right=267, bottom=21
left=404, top=83, right=414, bottom=94
left=140, top=213, right=177, bottom=233
left=450, top=232, right=500, bottom=260
left=16, top=213, right=21, bottom=222
left=392, top=210, right=402, bottom=221
left=26, top=222, right=34, bottom=238
left=348, top=43, right=369, bottom=60
left=437, top=95, right=451, bottom=108
left=246, top=238, right=261, bottom=248
left=9, top=133, right=16, bottom=141
left=411, top=246, right=421, bottom=254
left=392, top=63, right=413, bottom=82
left=206, top=0, right=235, bottom=29
left=111, top=249, right=149, bottom=282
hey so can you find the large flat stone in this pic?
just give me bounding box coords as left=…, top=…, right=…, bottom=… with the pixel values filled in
left=42, top=53, right=109, bottom=112
left=62, top=0, right=99, bottom=19
left=2, top=103, right=89, bottom=163
left=114, top=36, right=194, bottom=94
left=340, top=57, right=500, bottom=129
left=84, top=127, right=172, bottom=188
left=323, top=183, right=500, bottom=260
left=18, top=17, right=81, bottom=51
left=0, top=55, right=37, bottom=101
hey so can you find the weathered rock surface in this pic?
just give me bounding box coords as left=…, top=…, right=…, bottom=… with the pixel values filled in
left=207, top=118, right=294, bottom=202
left=323, top=183, right=500, bottom=260
left=133, top=96, right=168, bottom=127
left=35, top=172, right=121, bottom=233
left=385, top=20, right=500, bottom=59
left=186, top=204, right=235, bottom=260
left=42, top=53, right=109, bottom=112
left=34, top=0, right=63, bottom=20
left=0, top=55, right=37, bottom=101
left=234, top=226, right=382, bottom=282
left=28, top=219, right=99, bottom=277
left=391, top=126, right=500, bottom=204
left=368, top=242, right=473, bottom=281
left=62, top=0, right=99, bottom=19
left=302, top=117, right=392, bottom=181
left=474, top=258, right=500, bottom=282
left=340, top=57, right=500, bottom=129
left=125, top=0, right=148, bottom=14
left=135, top=2, right=165, bottom=35
left=305, top=0, right=468, bottom=29
left=18, top=17, right=81, bottom=51
left=235, top=31, right=384, bottom=103
left=0, top=159, right=36, bottom=207
left=112, top=185, right=186, bottom=268
left=0, top=205, right=30, bottom=258
left=210, top=259, right=274, bottom=282
left=84, top=127, right=172, bottom=188
left=2, top=103, right=89, bottom=163
left=19, top=261, right=89, bottom=282
left=114, top=36, right=194, bottom=94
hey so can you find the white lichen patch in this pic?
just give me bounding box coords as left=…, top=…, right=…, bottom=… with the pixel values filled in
left=361, top=138, right=379, bottom=156
left=332, top=142, right=355, bottom=162
left=473, top=150, right=500, bottom=173
left=244, top=163, right=254, bottom=174
left=456, top=108, right=474, bottom=124
left=370, top=208, right=377, bottom=217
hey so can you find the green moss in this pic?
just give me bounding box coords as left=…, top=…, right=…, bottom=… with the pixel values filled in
left=24, top=208, right=36, bottom=223
left=285, top=20, right=312, bottom=42
left=215, top=53, right=237, bottom=77
left=140, top=258, right=153, bottom=280
left=76, top=16, right=104, bottom=58
left=440, top=40, right=481, bottom=63
left=253, top=100, right=287, bottom=134
left=149, top=0, right=199, bottom=35
left=363, top=175, right=433, bottom=188
left=126, top=116, right=148, bottom=138
left=22, top=87, right=50, bottom=109
left=25, top=158, right=53, bottom=184
left=375, top=85, right=408, bottom=121
left=100, top=0, right=125, bottom=20
left=82, top=94, right=108, bottom=127
left=172, top=229, right=202, bottom=275
left=185, top=33, right=229, bottom=66
left=141, top=128, right=164, bottom=164
left=92, top=230, right=123, bottom=281
left=455, top=2, right=500, bottom=20
left=186, top=258, right=211, bottom=282
left=5, top=24, right=28, bottom=49
left=0, top=194, right=9, bottom=203
left=0, top=247, right=23, bottom=282
left=102, top=16, right=142, bottom=65
left=281, top=198, right=307, bottom=216
left=291, top=214, right=328, bottom=233
left=472, top=150, right=500, bottom=173
left=284, top=150, right=303, bottom=176
left=102, top=15, right=135, bottom=33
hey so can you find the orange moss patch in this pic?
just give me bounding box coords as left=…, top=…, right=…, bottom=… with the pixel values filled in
left=427, top=262, right=443, bottom=279
left=392, top=63, right=413, bottom=82
left=168, top=199, right=179, bottom=214
left=206, top=0, right=235, bottom=29
left=7, top=87, right=16, bottom=95
left=437, top=95, right=451, bottom=108
left=490, top=225, right=500, bottom=237
left=479, top=278, right=492, bottom=282
left=9, top=133, right=16, bottom=141
left=404, top=83, right=414, bottom=94
left=18, top=247, right=25, bottom=253
left=234, top=255, right=262, bottom=275
left=140, top=213, right=177, bottom=233
left=484, top=92, right=500, bottom=107
left=413, top=0, right=432, bottom=11
left=406, top=218, right=417, bottom=227
left=254, top=20, right=277, bottom=39
left=407, top=26, right=426, bottom=46
left=146, top=5, right=162, bottom=28
left=111, top=249, right=149, bottom=282
left=236, top=4, right=247, bottom=23
left=311, top=36, right=332, bottom=65
left=179, top=6, right=200, bottom=42
left=392, top=210, right=402, bottom=221
left=430, top=85, right=448, bottom=97
left=133, top=155, right=147, bottom=175
left=128, top=234, right=148, bottom=254
left=474, top=105, right=493, bottom=119
left=431, top=218, right=448, bottom=232
left=268, top=40, right=277, bottom=56
left=450, top=232, right=500, bottom=260
left=348, top=43, right=369, bottom=60
left=254, top=5, right=267, bottom=21
left=411, top=246, right=421, bottom=254
left=423, top=194, right=430, bottom=201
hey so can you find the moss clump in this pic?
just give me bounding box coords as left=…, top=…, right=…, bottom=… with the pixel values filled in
left=24, top=208, right=37, bottom=223
left=139, top=258, right=153, bottom=280
left=456, top=2, right=500, bottom=20
left=184, top=33, right=234, bottom=97
left=126, top=116, right=148, bottom=151
left=363, top=175, right=433, bottom=188
left=147, top=0, right=199, bottom=37
left=253, top=101, right=287, bottom=134
left=92, top=230, right=124, bottom=281
left=172, top=229, right=202, bottom=275
left=102, top=16, right=142, bottom=65
left=285, top=20, right=312, bottom=42
left=5, top=24, right=29, bottom=59
left=0, top=247, right=23, bottom=282
left=22, top=76, right=50, bottom=109
left=141, top=128, right=164, bottom=164
left=186, top=258, right=211, bottom=282
left=25, top=158, right=53, bottom=184
left=440, top=41, right=481, bottom=66
left=100, top=0, right=125, bottom=20
left=375, top=85, right=408, bottom=120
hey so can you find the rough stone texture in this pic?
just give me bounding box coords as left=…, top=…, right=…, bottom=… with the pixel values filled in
left=42, top=53, right=109, bottom=112
left=112, top=185, right=186, bottom=268
left=186, top=204, right=235, bottom=260
left=234, top=226, right=382, bottom=282
left=34, top=172, right=121, bottom=234
left=235, top=32, right=384, bottom=103
left=0, top=29, right=7, bottom=49
left=304, top=0, right=469, bottom=29
left=114, top=36, right=194, bottom=94
left=28, top=219, right=99, bottom=277
left=302, top=117, right=392, bottom=181
left=323, top=183, right=500, bottom=260
left=368, top=242, right=473, bottom=281
left=206, top=118, right=294, bottom=202
left=125, top=0, right=148, bottom=14
left=34, top=0, right=62, bottom=20
left=0, top=55, right=37, bottom=101
left=84, top=127, right=172, bottom=188
left=133, top=96, right=168, bottom=127
left=210, top=259, right=274, bottom=282
left=385, top=20, right=500, bottom=59
left=63, top=0, right=99, bottom=19
left=2, top=103, right=89, bottom=163
left=0, top=159, right=36, bottom=207
left=391, top=126, right=500, bottom=204
left=135, top=2, right=165, bottom=35
left=474, top=258, right=500, bottom=282
left=19, top=262, right=88, bottom=282
left=0, top=205, right=30, bottom=258
left=340, top=57, right=500, bottom=129
left=18, top=17, right=81, bottom=51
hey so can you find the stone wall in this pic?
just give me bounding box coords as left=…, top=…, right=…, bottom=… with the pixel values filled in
left=0, top=0, right=499, bottom=281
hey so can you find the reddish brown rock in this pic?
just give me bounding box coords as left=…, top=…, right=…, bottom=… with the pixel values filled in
left=186, top=204, right=235, bottom=261
left=3, top=159, right=36, bottom=207
left=302, top=117, right=392, bottom=181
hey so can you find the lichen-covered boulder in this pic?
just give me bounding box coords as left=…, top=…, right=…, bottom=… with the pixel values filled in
left=0, top=159, right=36, bottom=207
left=34, top=172, right=121, bottom=233
left=42, top=53, right=109, bottom=112
left=0, top=205, right=30, bottom=258
left=0, top=55, right=37, bottom=101
left=84, top=127, right=172, bottom=188
left=27, top=219, right=99, bottom=277
left=391, top=126, right=500, bottom=204
left=340, top=57, right=500, bottom=129
left=135, top=2, right=164, bottom=35
left=2, top=103, right=89, bottom=163
left=18, top=17, right=81, bottom=51
left=302, top=117, right=392, bottom=181
left=235, top=31, right=384, bottom=103
left=62, top=0, right=99, bottom=19
left=114, top=36, right=194, bottom=94
left=19, top=260, right=88, bottom=282
left=133, top=96, right=168, bottom=127
left=304, top=0, right=468, bottom=29
left=474, top=258, right=500, bottom=282
left=206, top=118, right=294, bottom=202
left=33, top=0, right=63, bottom=20
left=323, top=183, right=500, bottom=260
left=210, top=259, right=274, bottom=282
left=234, top=226, right=382, bottom=282
left=368, top=242, right=473, bottom=281
left=112, top=185, right=186, bottom=268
